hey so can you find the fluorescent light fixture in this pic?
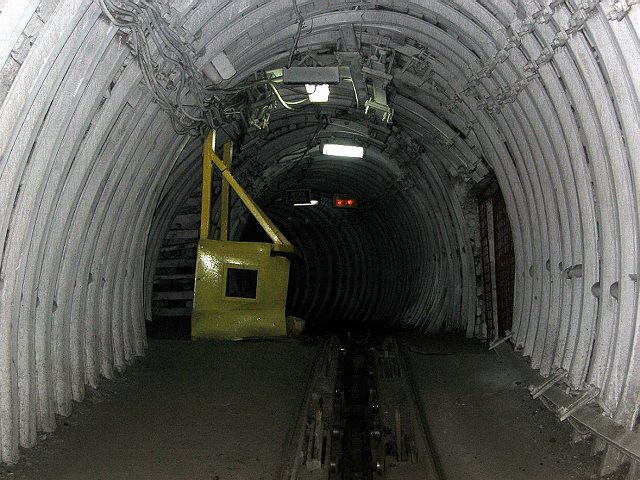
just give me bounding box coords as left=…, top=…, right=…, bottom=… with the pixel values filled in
left=284, top=67, right=340, bottom=84
left=305, top=84, right=330, bottom=103
left=322, top=143, right=364, bottom=158
left=293, top=199, right=319, bottom=207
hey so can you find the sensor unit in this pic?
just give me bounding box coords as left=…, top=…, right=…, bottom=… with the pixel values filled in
left=286, top=189, right=318, bottom=206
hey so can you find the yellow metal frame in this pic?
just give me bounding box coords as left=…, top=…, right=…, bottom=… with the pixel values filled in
left=192, top=131, right=293, bottom=339
left=199, top=131, right=293, bottom=252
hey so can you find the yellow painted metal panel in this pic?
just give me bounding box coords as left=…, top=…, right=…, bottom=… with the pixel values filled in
left=192, top=239, right=290, bottom=339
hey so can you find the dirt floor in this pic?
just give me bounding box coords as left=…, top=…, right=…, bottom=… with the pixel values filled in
left=400, top=333, right=600, bottom=480
left=0, top=338, right=319, bottom=480
left=0, top=333, right=603, bottom=480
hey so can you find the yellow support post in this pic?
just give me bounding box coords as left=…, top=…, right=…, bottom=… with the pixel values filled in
left=219, top=142, right=232, bottom=241
left=199, top=136, right=213, bottom=240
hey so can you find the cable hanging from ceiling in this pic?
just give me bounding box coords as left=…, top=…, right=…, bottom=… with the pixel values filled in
left=99, top=0, right=320, bottom=137
left=99, top=0, right=221, bottom=135
left=287, top=0, right=304, bottom=68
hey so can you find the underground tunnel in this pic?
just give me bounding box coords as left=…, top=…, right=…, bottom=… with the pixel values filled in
left=1, top=0, right=640, bottom=478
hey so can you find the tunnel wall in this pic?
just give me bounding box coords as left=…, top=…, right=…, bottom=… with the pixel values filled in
left=0, top=0, right=175, bottom=461
left=0, top=0, right=640, bottom=466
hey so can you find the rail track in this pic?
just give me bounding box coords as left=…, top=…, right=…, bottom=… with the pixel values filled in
left=281, top=333, right=442, bottom=480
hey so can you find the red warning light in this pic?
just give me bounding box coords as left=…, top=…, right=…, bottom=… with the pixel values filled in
left=333, top=194, right=357, bottom=208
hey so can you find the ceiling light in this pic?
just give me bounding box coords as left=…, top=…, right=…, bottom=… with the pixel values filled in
left=322, top=143, right=364, bottom=158
left=305, top=84, right=330, bottom=103
left=293, top=199, right=319, bottom=207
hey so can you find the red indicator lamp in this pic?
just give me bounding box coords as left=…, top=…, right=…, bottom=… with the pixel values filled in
left=333, top=194, right=357, bottom=208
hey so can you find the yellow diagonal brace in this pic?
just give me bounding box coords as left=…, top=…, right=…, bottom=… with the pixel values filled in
left=203, top=131, right=294, bottom=253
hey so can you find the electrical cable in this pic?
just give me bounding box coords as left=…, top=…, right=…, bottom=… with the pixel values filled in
left=269, top=83, right=300, bottom=110
left=287, top=0, right=304, bottom=68
left=100, top=0, right=216, bottom=135
left=344, top=76, right=360, bottom=108
left=100, top=0, right=310, bottom=136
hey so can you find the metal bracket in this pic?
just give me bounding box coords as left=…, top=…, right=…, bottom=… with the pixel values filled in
left=528, top=368, right=568, bottom=399
left=488, top=331, right=512, bottom=350
left=608, top=0, right=638, bottom=21
left=557, top=385, right=600, bottom=422
left=364, top=99, right=394, bottom=123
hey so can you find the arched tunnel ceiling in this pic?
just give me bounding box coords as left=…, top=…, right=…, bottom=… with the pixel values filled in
left=0, top=0, right=639, bottom=466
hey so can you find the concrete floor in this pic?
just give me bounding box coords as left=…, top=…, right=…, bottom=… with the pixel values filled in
left=0, top=334, right=601, bottom=479
left=401, top=333, right=599, bottom=479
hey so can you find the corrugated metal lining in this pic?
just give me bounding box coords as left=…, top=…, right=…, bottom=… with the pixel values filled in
left=0, top=0, right=639, bottom=471
left=260, top=150, right=464, bottom=331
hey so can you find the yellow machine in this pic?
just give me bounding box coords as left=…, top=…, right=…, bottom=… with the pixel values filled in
left=191, top=131, right=294, bottom=339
